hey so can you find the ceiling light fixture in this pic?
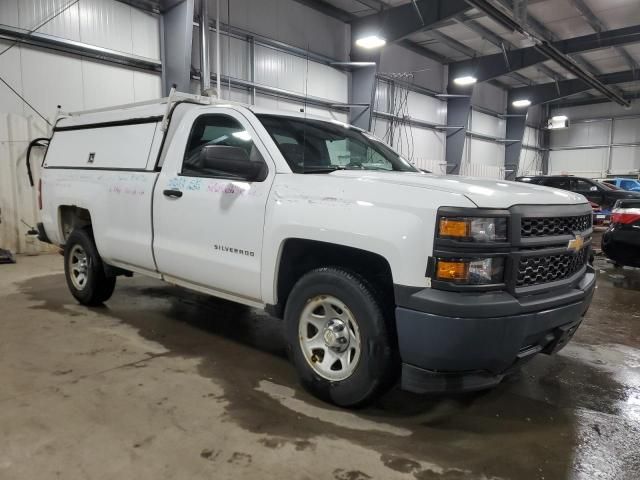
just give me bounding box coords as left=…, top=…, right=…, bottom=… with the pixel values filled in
left=453, top=75, right=477, bottom=86
left=355, top=35, right=386, bottom=49
left=512, top=99, right=532, bottom=108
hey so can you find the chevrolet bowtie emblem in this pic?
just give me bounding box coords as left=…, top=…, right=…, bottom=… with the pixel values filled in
left=567, top=234, right=584, bottom=253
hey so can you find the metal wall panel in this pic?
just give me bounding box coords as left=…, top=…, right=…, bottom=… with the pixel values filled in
left=20, top=46, right=85, bottom=120
left=371, top=118, right=446, bottom=171
left=3, top=0, right=161, bottom=59
left=610, top=146, right=640, bottom=175
left=0, top=40, right=25, bottom=116
left=79, top=0, right=133, bottom=54
left=253, top=44, right=347, bottom=102
left=549, top=148, right=609, bottom=177
left=613, top=117, right=640, bottom=144
left=468, top=139, right=506, bottom=168
left=551, top=120, right=610, bottom=147
left=131, top=8, right=161, bottom=60
left=471, top=110, right=506, bottom=138
left=81, top=61, right=135, bottom=109
left=18, top=0, right=81, bottom=41
left=211, top=0, right=349, bottom=61
left=405, top=91, right=446, bottom=125
left=0, top=0, right=20, bottom=28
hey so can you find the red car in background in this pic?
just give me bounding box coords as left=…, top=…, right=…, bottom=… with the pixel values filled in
left=602, top=199, right=640, bottom=267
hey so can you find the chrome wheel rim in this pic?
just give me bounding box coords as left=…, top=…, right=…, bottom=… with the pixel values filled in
left=298, top=295, right=361, bottom=381
left=69, top=244, right=89, bottom=290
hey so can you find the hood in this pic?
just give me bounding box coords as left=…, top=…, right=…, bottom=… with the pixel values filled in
left=329, top=171, right=587, bottom=209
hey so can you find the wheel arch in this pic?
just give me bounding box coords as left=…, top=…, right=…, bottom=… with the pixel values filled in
left=268, top=238, right=395, bottom=319
left=58, top=205, right=93, bottom=245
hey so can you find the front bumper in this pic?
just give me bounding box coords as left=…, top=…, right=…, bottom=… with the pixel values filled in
left=395, top=268, right=596, bottom=394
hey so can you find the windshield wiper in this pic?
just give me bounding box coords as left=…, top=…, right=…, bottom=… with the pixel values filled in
left=300, top=166, right=346, bottom=174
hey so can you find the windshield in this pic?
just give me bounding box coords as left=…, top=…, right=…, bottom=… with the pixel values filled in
left=257, top=114, right=418, bottom=173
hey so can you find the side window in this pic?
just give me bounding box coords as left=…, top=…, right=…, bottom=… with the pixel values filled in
left=621, top=180, right=634, bottom=189
left=182, top=114, right=265, bottom=178
left=573, top=179, right=597, bottom=192
left=547, top=178, right=571, bottom=190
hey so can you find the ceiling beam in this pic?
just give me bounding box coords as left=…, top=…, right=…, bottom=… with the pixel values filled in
left=453, top=12, right=563, bottom=83
left=290, top=0, right=354, bottom=22
left=496, top=0, right=603, bottom=75
left=551, top=92, right=640, bottom=109
left=509, top=69, right=640, bottom=106
left=569, top=0, right=639, bottom=70
left=351, top=0, right=471, bottom=44
left=449, top=24, right=640, bottom=83
left=464, top=0, right=630, bottom=106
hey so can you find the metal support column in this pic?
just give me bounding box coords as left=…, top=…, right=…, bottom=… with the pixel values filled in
left=161, top=0, right=195, bottom=94
left=249, top=36, right=256, bottom=105
left=445, top=95, right=472, bottom=174
left=348, top=47, right=379, bottom=131
left=504, top=112, right=528, bottom=180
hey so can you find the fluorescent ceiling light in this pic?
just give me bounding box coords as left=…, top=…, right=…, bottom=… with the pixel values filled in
left=453, top=76, right=477, bottom=86
left=355, top=35, right=386, bottom=49
left=512, top=99, right=532, bottom=108
left=551, top=115, right=568, bottom=122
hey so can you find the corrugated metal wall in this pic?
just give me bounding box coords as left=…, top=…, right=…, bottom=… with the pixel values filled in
left=0, top=0, right=162, bottom=120
left=0, top=0, right=162, bottom=253
left=461, top=109, right=507, bottom=179
left=550, top=100, right=640, bottom=178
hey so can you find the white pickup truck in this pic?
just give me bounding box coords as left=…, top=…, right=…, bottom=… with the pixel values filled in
left=37, top=93, right=595, bottom=406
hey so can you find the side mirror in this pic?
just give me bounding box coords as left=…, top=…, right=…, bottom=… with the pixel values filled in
left=199, top=145, right=265, bottom=181
left=589, top=185, right=599, bottom=192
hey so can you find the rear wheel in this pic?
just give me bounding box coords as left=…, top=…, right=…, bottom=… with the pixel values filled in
left=64, top=228, right=116, bottom=306
left=285, top=267, right=397, bottom=407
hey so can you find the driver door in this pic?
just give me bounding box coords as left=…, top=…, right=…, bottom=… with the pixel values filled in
left=572, top=178, right=604, bottom=205
left=152, top=110, right=274, bottom=303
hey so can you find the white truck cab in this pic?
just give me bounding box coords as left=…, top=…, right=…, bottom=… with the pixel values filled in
left=38, top=93, right=595, bottom=406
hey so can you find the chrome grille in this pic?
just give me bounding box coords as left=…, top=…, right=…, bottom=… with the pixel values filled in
left=521, top=214, right=592, bottom=238
left=517, top=248, right=589, bottom=287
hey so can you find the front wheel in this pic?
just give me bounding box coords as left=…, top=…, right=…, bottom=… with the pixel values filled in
left=285, top=267, right=397, bottom=407
left=64, top=228, right=116, bottom=306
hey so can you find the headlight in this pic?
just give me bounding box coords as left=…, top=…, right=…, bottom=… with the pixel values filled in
left=438, top=217, right=507, bottom=242
left=436, top=258, right=505, bottom=285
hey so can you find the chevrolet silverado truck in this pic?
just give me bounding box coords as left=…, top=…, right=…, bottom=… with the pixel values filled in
left=37, top=92, right=595, bottom=406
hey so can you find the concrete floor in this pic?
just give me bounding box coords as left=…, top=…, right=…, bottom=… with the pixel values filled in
left=1, top=254, right=639, bottom=480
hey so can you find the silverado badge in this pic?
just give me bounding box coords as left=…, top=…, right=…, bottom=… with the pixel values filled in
left=567, top=234, right=584, bottom=253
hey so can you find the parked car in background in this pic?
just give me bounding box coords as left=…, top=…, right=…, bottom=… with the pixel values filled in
left=602, top=199, right=640, bottom=267
left=602, top=178, right=640, bottom=192
left=516, top=175, right=640, bottom=210
left=590, top=201, right=608, bottom=226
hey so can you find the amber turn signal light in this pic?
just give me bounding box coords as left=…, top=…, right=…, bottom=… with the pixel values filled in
left=436, top=261, right=469, bottom=281
left=439, top=218, right=470, bottom=238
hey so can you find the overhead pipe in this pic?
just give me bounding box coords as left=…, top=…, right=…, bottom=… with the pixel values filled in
left=216, top=0, right=221, bottom=99
left=199, top=0, right=210, bottom=94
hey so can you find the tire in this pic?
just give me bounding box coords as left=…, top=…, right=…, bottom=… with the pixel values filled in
left=285, top=267, right=398, bottom=407
left=64, top=228, right=116, bottom=306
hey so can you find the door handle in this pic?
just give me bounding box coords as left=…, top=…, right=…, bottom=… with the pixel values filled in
left=163, top=189, right=183, bottom=198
